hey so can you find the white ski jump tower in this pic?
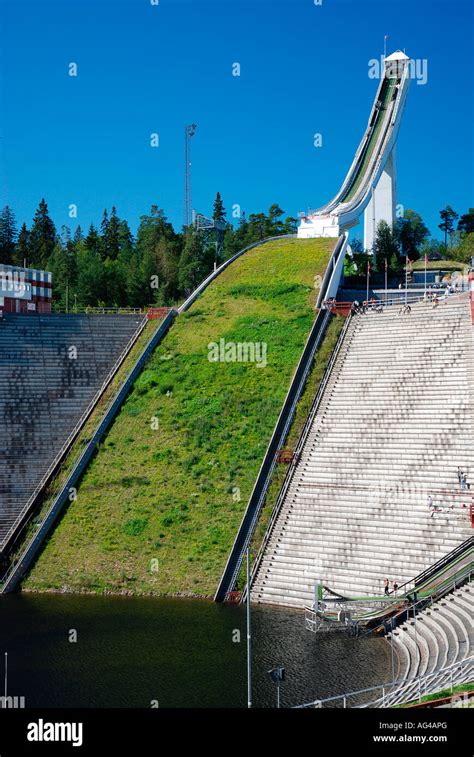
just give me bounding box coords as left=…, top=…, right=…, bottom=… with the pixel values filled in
left=298, top=51, right=411, bottom=251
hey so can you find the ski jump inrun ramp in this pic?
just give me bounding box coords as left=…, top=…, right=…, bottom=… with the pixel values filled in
left=298, top=50, right=411, bottom=250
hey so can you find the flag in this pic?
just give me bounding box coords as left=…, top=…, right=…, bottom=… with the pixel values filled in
left=385, top=258, right=388, bottom=272
left=367, top=259, right=371, bottom=274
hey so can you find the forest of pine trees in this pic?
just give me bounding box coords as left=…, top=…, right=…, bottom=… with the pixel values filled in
left=0, top=197, right=298, bottom=309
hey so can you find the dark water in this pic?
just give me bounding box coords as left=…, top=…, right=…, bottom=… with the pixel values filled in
left=0, top=594, right=391, bottom=708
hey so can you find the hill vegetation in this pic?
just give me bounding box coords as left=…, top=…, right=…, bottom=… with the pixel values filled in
left=0, top=195, right=297, bottom=309
left=24, top=236, right=335, bottom=596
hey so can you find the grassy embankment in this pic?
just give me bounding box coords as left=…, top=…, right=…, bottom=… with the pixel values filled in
left=394, top=681, right=474, bottom=708
left=410, top=259, right=468, bottom=272
left=24, top=237, right=335, bottom=597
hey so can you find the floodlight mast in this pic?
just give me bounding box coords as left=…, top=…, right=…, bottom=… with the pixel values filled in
left=184, top=124, right=197, bottom=228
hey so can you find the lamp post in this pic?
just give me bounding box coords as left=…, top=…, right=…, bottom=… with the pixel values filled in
left=268, top=666, right=285, bottom=708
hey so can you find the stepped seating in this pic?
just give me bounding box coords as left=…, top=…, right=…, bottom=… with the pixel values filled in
left=0, top=314, right=144, bottom=550
left=251, top=297, right=473, bottom=607
left=385, top=584, right=473, bottom=706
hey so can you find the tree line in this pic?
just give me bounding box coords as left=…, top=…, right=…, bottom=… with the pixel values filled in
left=0, top=194, right=297, bottom=308
left=346, top=206, right=474, bottom=278
left=1, top=197, right=472, bottom=300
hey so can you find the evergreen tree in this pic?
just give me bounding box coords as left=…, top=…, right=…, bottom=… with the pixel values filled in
left=48, top=243, right=71, bottom=307
left=212, top=192, right=226, bottom=223
left=282, top=216, right=298, bottom=235
left=438, top=206, right=459, bottom=249
left=102, top=206, right=122, bottom=260
left=373, top=221, right=399, bottom=271
left=123, top=249, right=145, bottom=307
left=137, top=206, right=181, bottom=302
left=75, top=243, right=107, bottom=306
left=265, top=204, right=285, bottom=236
left=457, top=232, right=474, bottom=263
left=73, top=225, right=84, bottom=244
left=458, top=208, right=474, bottom=235
left=60, top=224, right=71, bottom=247
left=99, top=209, right=109, bottom=260
left=247, top=212, right=266, bottom=241
left=0, top=206, right=17, bottom=264
left=85, top=224, right=101, bottom=255
left=29, top=198, right=56, bottom=268
left=13, top=223, right=30, bottom=267
left=223, top=214, right=249, bottom=259
left=178, top=225, right=212, bottom=293
left=395, top=209, right=429, bottom=261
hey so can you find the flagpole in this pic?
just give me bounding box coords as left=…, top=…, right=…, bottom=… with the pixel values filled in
left=366, top=257, right=370, bottom=303
left=384, top=35, right=387, bottom=61
left=4, top=652, right=7, bottom=698
left=424, top=254, right=427, bottom=300
left=385, top=258, right=388, bottom=304
left=405, top=254, right=408, bottom=305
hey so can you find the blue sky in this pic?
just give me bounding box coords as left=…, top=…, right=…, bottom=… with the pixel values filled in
left=0, top=0, right=472, bottom=241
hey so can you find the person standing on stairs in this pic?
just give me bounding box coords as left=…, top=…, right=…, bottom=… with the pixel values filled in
left=384, top=578, right=390, bottom=596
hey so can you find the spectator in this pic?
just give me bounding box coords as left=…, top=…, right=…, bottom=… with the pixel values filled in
left=384, top=578, right=390, bottom=596
left=393, top=581, right=399, bottom=593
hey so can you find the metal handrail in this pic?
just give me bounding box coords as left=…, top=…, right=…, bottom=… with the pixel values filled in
left=51, top=306, right=147, bottom=315
left=315, top=233, right=347, bottom=309
left=365, top=656, right=474, bottom=710
left=293, top=654, right=473, bottom=709
left=0, top=314, right=148, bottom=552
left=351, top=561, right=474, bottom=632
left=394, top=537, right=473, bottom=598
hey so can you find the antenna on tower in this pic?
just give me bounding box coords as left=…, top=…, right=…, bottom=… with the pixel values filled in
left=184, top=124, right=197, bottom=228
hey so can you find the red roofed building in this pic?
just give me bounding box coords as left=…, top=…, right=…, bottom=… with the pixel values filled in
left=0, top=264, right=53, bottom=314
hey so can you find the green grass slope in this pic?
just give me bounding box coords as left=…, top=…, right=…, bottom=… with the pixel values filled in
left=24, top=237, right=335, bottom=597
